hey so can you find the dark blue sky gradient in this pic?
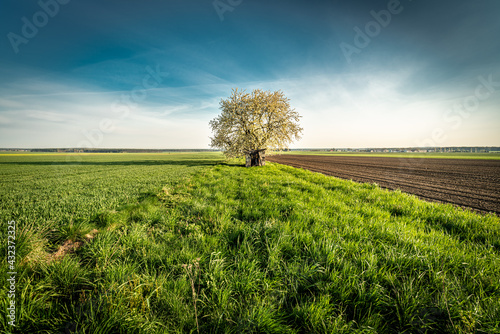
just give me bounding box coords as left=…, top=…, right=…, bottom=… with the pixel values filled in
left=1, top=0, right=499, bottom=148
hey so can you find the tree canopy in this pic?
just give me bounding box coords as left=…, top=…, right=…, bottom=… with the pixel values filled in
left=209, top=88, right=303, bottom=160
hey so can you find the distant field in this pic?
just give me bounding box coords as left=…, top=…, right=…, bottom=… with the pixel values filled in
left=1, top=153, right=499, bottom=333
left=282, top=151, right=500, bottom=160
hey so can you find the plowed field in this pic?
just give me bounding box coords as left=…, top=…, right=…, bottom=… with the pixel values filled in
left=267, top=155, right=500, bottom=214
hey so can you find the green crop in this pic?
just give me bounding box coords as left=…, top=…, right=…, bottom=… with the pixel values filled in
left=1, top=153, right=499, bottom=333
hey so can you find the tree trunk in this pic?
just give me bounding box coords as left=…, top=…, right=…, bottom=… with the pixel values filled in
left=245, top=149, right=266, bottom=167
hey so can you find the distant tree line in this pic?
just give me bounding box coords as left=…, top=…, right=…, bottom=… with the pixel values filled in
left=22, top=148, right=220, bottom=153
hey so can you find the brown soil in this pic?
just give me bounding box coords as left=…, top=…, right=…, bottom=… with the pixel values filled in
left=267, top=155, right=500, bottom=215
left=47, top=229, right=99, bottom=263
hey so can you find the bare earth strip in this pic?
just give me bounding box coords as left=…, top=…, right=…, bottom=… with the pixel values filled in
left=267, top=155, right=500, bottom=215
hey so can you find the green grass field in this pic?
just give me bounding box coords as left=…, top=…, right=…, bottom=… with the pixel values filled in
left=281, top=151, right=500, bottom=160
left=0, top=153, right=221, bottom=229
left=1, top=153, right=499, bottom=333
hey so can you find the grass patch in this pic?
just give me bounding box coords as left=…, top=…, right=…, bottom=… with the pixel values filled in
left=1, top=157, right=499, bottom=333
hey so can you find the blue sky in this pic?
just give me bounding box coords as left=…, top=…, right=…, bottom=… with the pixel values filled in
left=0, top=0, right=499, bottom=149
